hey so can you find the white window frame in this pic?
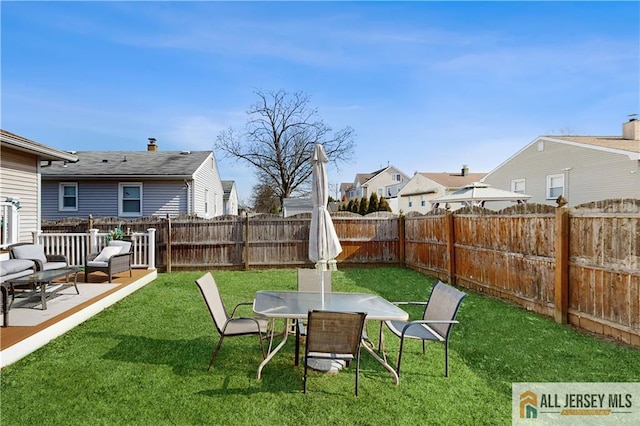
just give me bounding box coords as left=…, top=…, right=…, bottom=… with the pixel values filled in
left=546, top=174, right=564, bottom=200
left=420, top=195, right=426, bottom=207
left=204, top=188, right=210, bottom=215
left=119, top=182, right=143, bottom=217
left=511, top=179, right=526, bottom=194
left=59, top=182, right=78, bottom=211
left=408, top=196, right=413, bottom=208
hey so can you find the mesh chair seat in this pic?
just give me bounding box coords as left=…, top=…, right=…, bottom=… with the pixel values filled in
left=385, top=320, right=443, bottom=342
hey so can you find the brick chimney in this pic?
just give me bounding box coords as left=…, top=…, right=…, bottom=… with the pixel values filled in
left=461, top=164, right=469, bottom=176
left=623, top=118, right=639, bottom=141
left=147, top=137, right=158, bottom=151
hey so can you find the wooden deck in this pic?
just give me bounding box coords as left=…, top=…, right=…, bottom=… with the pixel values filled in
left=1, top=268, right=157, bottom=368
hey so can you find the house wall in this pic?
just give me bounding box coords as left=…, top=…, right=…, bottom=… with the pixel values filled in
left=0, top=147, right=39, bottom=242
left=484, top=139, right=640, bottom=207
left=192, top=155, right=224, bottom=218
left=224, top=187, right=238, bottom=215
left=397, top=174, right=445, bottom=214
left=42, top=180, right=188, bottom=219
left=365, top=167, right=409, bottom=199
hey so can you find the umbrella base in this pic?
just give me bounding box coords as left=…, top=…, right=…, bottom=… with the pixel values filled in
left=306, top=358, right=345, bottom=374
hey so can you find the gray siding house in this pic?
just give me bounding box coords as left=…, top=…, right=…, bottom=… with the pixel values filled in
left=482, top=119, right=640, bottom=208
left=41, top=139, right=225, bottom=220
left=1, top=129, right=78, bottom=245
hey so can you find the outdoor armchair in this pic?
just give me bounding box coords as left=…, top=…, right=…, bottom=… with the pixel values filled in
left=194, top=272, right=269, bottom=370
left=85, top=240, right=132, bottom=283
left=9, top=243, right=68, bottom=272
left=304, top=310, right=367, bottom=396
left=295, top=269, right=332, bottom=366
left=383, top=281, right=466, bottom=377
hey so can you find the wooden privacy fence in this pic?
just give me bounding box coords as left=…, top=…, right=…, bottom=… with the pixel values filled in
left=41, top=199, right=639, bottom=346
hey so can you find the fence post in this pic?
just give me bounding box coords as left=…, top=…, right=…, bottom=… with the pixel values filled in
left=147, top=228, right=156, bottom=270
left=446, top=209, right=456, bottom=285
left=243, top=215, right=249, bottom=270
left=398, top=215, right=405, bottom=266
left=88, top=214, right=94, bottom=232
left=166, top=215, right=172, bottom=273
left=89, top=229, right=99, bottom=253
left=554, top=205, right=570, bottom=324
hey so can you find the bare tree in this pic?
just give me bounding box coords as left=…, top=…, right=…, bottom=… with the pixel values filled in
left=216, top=90, right=356, bottom=209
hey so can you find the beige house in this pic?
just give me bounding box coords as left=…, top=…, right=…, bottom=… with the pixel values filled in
left=1, top=130, right=78, bottom=246
left=340, top=165, right=410, bottom=213
left=397, top=166, right=487, bottom=214
left=482, top=119, right=640, bottom=208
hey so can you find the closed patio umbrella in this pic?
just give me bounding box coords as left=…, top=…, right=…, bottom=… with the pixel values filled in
left=309, top=144, right=342, bottom=304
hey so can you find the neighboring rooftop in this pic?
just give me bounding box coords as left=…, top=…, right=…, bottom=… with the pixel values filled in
left=40, top=150, right=213, bottom=178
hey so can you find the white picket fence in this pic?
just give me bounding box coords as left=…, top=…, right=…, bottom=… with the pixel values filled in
left=33, top=228, right=156, bottom=269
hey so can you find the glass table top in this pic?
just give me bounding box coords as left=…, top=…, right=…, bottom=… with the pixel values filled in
left=253, top=291, right=409, bottom=321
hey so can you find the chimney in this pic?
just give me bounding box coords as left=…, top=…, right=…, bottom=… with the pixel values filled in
left=623, top=118, right=640, bottom=141
left=461, top=164, right=469, bottom=176
left=147, top=137, right=158, bottom=151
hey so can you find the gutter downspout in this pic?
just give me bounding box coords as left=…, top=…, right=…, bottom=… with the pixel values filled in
left=184, top=180, right=192, bottom=214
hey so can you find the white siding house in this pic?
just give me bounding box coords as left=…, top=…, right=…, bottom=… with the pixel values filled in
left=1, top=129, right=78, bottom=245
left=483, top=120, right=640, bottom=207
left=222, top=180, right=239, bottom=216
left=340, top=165, right=410, bottom=213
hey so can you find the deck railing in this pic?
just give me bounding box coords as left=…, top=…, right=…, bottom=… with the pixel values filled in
left=33, top=228, right=156, bottom=269
left=1, top=201, right=19, bottom=249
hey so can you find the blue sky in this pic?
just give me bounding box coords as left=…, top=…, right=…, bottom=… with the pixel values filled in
left=2, top=1, right=638, bottom=204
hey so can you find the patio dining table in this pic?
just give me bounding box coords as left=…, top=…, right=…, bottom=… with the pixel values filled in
left=253, top=290, right=409, bottom=384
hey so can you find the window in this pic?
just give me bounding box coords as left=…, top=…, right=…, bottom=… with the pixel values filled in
left=204, top=189, right=209, bottom=215
left=546, top=174, right=564, bottom=199
left=58, top=183, right=78, bottom=211
left=392, top=173, right=402, bottom=182
left=377, top=187, right=383, bottom=197
left=511, top=179, right=526, bottom=194
left=119, top=183, right=142, bottom=217
left=408, top=196, right=413, bottom=207
left=420, top=195, right=426, bottom=207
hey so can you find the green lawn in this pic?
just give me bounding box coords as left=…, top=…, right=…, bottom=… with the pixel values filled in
left=1, top=267, right=638, bottom=425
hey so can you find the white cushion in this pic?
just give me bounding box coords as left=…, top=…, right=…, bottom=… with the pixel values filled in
left=94, top=246, right=122, bottom=262
left=86, top=261, right=108, bottom=267
left=11, top=245, right=47, bottom=263
left=108, top=240, right=132, bottom=254
left=41, top=262, right=69, bottom=271
left=0, top=259, right=35, bottom=275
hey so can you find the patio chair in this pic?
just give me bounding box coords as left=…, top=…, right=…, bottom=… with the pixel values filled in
left=294, top=269, right=332, bottom=365
left=195, top=272, right=268, bottom=370
left=383, top=281, right=466, bottom=377
left=85, top=240, right=132, bottom=282
left=9, top=243, right=68, bottom=271
left=303, top=310, right=367, bottom=396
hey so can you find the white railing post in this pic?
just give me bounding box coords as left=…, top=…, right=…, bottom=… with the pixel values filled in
left=32, top=230, right=41, bottom=244
left=89, top=229, right=99, bottom=254
left=1, top=202, right=20, bottom=247
left=147, top=228, right=156, bottom=270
